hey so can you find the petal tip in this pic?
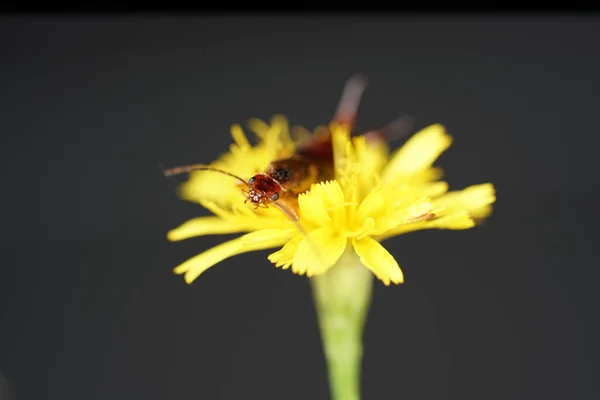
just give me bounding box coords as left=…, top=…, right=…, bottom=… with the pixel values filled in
left=173, top=264, right=186, bottom=274
left=166, top=230, right=179, bottom=241
left=184, top=273, right=198, bottom=284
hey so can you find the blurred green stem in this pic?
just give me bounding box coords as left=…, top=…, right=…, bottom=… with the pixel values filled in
left=310, top=246, right=374, bottom=400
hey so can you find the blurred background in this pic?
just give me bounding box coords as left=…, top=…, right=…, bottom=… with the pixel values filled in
left=0, top=15, right=598, bottom=400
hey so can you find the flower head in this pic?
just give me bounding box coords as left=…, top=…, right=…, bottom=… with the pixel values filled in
left=167, top=116, right=496, bottom=285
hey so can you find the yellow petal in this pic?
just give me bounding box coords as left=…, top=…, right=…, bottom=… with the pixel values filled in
left=409, top=167, right=445, bottom=183
left=291, top=125, right=314, bottom=145
left=343, top=216, right=375, bottom=240
left=352, top=236, right=404, bottom=285
left=434, top=183, right=496, bottom=220
left=292, top=227, right=347, bottom=277
left=353, top=188, right=397, bottom=236
left=247, top=118, right=271, bottom=140
left=418, top=181, right=449, bottom=198
left=240, top=228, right=297, bottom=248
left=167, top=216, right=248, bottom=242
left=354, top=135, right=388, bottom=172
left=382, top=124, right=452, bottom=181
left=248, top=115, right=294, bottom=158
left=378, top=211, right=475, bottom=241
left=389, top=198, right=434, bottom=225
left=198, top=199, right=290, bottom=232
left=268, top=235, right=303, bottom=270
left=320, top=181, right=347, bottom=225
left=353, top=135, right=388, bottom=191
left=297, top=190, right=329, bottom=226
left=331, top=123, right=356, bottom=189
left=174, top=230, right=290, bottom=284
left=230, top=124, right=250, bottom=149
left=429, top=212, right=476, bottom=230
left=270, top=114, right=294, bottom=147
left=298, top=181, right=346, bottom=227
left=356, top=188, right=389, bottom=222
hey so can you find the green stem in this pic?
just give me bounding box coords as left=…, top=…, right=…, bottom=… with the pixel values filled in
left=310, top=246, right=374, bottom=400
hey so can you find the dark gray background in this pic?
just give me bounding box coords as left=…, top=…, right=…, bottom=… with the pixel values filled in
left=0, top=16, right=598, bottom=400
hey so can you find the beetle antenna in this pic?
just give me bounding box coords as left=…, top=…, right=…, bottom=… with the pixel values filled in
left=162, top=164, right=248, bottom=186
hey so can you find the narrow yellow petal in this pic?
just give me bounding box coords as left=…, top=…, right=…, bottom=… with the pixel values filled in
left=167, top=217, right=247, bottom=242
left=434, top=183, right=496, bottom=220
left=247, top=118, right=271, bottom=140
left=428, top=211, right=476, bottom=230
left=230, top=124, right=250, bottom=149
left=352, top=237, right=404, bottom=285
left=353, top=135, right=388, bottom=178
left=331, top=122, right=355, bottom=186
left=389, top=198, right=434, bottom=226
left=240, top=228, right=297, bottom=248
left=354, top=134, right=388, bottom=165
left=378, top=211, right=476, bottom=241
left=292, top=227, right=347, bottom=277
left=419, top=181, right=449, bottom=198
left=174, top=231, right=289, bottom=284
left=382, top=124, right=452, bottom=181
left=198, top=200, right=252, bottom=223
left=291, top=125, right=313, bottom=145
left=270, top=114, right=293, bottom=146
left=409, top=167, right=445, bottom=183
left=173, top=237, right=245, bottom=284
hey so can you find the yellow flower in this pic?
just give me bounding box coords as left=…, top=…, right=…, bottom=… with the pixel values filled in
left=167, top=116, right=496, bottom=285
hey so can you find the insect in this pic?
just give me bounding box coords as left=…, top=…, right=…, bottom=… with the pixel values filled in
left=163, top=75, right=413, bottom=224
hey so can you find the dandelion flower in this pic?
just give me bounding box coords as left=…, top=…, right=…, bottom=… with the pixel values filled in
left=165, top=76, right=496, bottom=400
left=167, top=118, right=495, bottom=285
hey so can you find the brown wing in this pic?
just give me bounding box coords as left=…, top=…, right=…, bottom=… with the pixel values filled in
left=294, top=134, right=334, bottom=164
left=293, top=74, right=368, bottom=163
left=267, top=155, right=320, bottom=194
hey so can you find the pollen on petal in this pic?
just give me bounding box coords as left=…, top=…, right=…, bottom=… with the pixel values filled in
left=352, top=236, right=404, bottom=285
